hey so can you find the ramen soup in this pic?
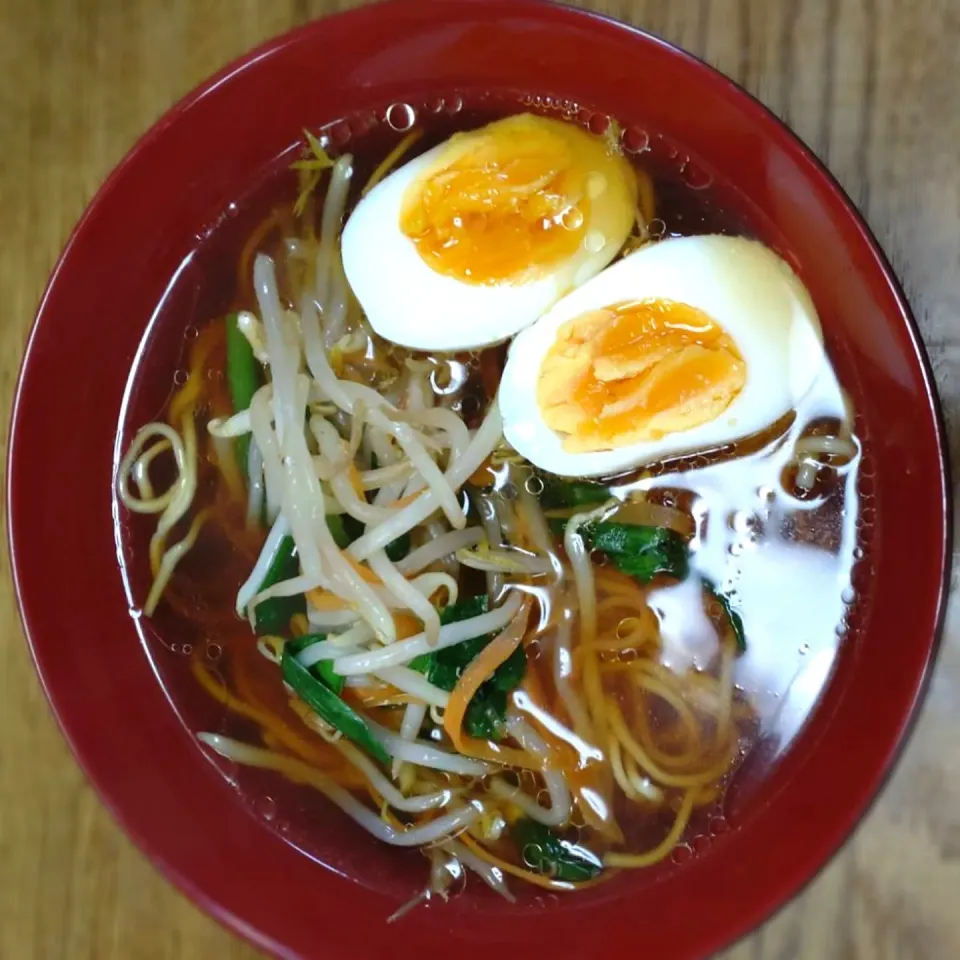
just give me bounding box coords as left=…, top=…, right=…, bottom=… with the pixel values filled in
left=116, top=104, right=860, bottom=912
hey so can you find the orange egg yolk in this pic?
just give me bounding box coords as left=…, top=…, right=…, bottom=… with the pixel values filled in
left=537, top=299, right=746, bottom=453
left=399, top=114, right=610, bottom=285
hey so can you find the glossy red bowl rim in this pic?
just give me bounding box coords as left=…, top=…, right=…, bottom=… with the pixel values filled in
left=8, top=2, right=951, bottom=958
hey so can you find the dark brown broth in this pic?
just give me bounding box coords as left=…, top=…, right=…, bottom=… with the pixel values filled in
left=115, top=97, right=863, bottom=900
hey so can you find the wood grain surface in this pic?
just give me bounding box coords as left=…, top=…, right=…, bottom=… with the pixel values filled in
left=2, top=1, right=958, bottom=957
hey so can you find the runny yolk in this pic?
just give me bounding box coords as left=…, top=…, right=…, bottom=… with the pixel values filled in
left=399, top=114, right=617, bottom=285
left=537, top=299, right=746, bottom=453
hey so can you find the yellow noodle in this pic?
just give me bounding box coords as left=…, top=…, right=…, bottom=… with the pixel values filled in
left=608, top=734, right=641, bottom=801
left=362, top=129, right=424, bottom=196
left=192, top=659, right=343, bottom=772
left=630, top=674, right=705, bottom=769
left=715, top=640, right=735, bottom=749
left=609, top=705, right=736, bottom=789
left=604, top=788, right=695, bottom=869
left=209, top=434, right=246, bottom=504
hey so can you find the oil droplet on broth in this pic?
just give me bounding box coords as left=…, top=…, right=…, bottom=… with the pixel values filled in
left=255, top=795, right=278, bottom=822
left=679, top=158, right=713, bottom=190
left=708, top=816, right=730, bottom=836
left=671, top=843, right=693, bottom=865
left=647, top=218, right=667, bottom=239
left=692, top=835, right=712, bottom=855
left=621, top=126, right=649, bottom=154
left=587, top=113, right=611, bottom=136
left=386, top=102, right=417, bottom=132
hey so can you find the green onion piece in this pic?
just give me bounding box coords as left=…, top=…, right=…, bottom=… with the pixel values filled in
left=702, top=579, right=747, bottom=652
left=538, top=477, right=611, bottom=510
left=252, top=535, right=307, bottom=637
left=281, top=645, right=389, bottom=764
left=332, top=512, right=410, bottom=561
left=549, top=518, right=690, bottom=583
left=225, top=312, right=261, bottom=474
left=512, top=818, right=603, bottom=882
left=286, top=633, right=346, bottom=694
left=326, top=514, right=352, bottom=550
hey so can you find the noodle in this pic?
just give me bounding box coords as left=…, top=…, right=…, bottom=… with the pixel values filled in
left=608, top=705, right=737, bottom=789
left=603, top=788, right=695, bottom=869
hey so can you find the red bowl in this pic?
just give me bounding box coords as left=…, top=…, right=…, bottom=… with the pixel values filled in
left=8, top=2, right=950, bottom=957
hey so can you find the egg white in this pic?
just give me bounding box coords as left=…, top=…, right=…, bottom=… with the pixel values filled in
left=499, top=235, right=826, bottom=478
left=341, top=137, right=636, bottom=352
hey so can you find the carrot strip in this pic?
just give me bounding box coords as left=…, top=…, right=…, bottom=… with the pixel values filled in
left=347, top=464, right=366, bottom=499
left=305, top=589, right=352, bottom=612
left=393, top=612, right=422, bottom=639
left=441, top=598, right=540, bottom=770
left=346, top=557, right=381, bottom=583
left=306, top=556, right=386, bottom=612
left=467, top=458, right=496, bottom=488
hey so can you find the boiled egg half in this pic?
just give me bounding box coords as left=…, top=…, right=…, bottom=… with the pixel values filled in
left=499, top=235, right=826, bottom=477
left=341, top=113, right=639, bottom=351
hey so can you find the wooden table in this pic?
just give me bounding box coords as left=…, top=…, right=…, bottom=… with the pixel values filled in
left=2, top=1, right=957, bottom=957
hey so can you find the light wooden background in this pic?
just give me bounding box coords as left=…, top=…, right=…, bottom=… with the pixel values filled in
left=2, top=1, right=958, bottom=957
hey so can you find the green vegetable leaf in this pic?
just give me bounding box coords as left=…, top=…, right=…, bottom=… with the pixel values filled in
left=329, top=513, right=409, bottom=561
left=286, top=633, right=345, bottom=693
left=410, top=596, right=526, bottom=740
left=464, top=689, right=509, bottom=740
left=439, top=595, right=489, bottom=626
left=702, top=579, right=747, bottom=653
left=512, top=818, right=603, bottom=882
left=281, top=645, right=389, bottom=764
left=538, top=477, right=611, bottom=510
left=550, top=515, right=748, bottom=653
left=384, top=533, right=410, bottom=563
left=252, top=536, right=307, bottom=637
left=549, top=518, right=690, bottom=583
left=326, top=514, right=347, bottom=549
left=225, top=313, right=261, bottom=478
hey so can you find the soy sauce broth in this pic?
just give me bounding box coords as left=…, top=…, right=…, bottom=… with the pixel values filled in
left=114, top=90, right=869, bottom=900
